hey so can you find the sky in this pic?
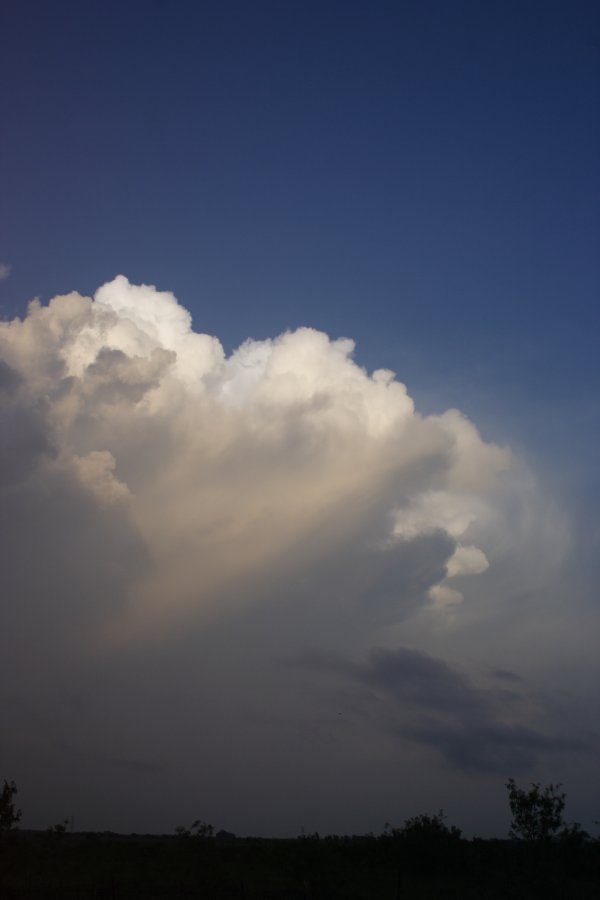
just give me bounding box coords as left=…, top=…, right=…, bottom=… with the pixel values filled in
left=0, top=0, right=599, bottom=838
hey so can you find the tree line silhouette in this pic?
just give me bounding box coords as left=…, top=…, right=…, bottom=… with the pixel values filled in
left=1, top=777, right=599, bottom=898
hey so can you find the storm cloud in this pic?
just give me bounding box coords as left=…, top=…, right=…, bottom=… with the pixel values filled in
left=0, top=276, right=587, bottom=835
left=0, top=276, right=512, bottom=646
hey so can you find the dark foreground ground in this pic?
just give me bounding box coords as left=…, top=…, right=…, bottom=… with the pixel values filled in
left=1, top=831, right=600, bottom=899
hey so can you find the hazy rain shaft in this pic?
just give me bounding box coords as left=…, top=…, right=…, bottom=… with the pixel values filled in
left=0, top=276, right=512, bottom=644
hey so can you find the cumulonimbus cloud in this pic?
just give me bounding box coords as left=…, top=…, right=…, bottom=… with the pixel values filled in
left=0, top=276, right=514, bottom=647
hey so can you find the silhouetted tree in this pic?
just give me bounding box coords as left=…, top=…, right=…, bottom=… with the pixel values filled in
left=0, top=780, right=21, bottom=833
left=506, top=778, right=565, bottom=841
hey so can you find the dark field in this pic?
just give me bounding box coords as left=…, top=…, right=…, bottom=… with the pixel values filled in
left=2, top=831, right=600, bottom=899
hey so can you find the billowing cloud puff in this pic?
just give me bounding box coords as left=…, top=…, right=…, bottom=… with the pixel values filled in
left=0, top=276, right=513, bottom=647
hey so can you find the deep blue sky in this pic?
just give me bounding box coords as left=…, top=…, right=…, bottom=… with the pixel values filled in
left=1, top=0, right=600, bottom=837
left=2, top=2, right=598, bottom=397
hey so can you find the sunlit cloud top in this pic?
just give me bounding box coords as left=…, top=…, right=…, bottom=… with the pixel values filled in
left=0, top=276, right=516, bottom=646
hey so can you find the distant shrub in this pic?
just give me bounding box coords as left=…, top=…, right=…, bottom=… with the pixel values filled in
left=174, top=820, right=215, bottom=840
left=386, top=810, right=462, bottom=843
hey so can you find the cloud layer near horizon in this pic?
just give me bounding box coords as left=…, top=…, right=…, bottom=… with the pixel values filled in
left=0, top=276, right=512, bottom=644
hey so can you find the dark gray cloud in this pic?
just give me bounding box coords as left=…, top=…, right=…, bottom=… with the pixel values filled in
left=297, top=646, right=589, bottom=775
